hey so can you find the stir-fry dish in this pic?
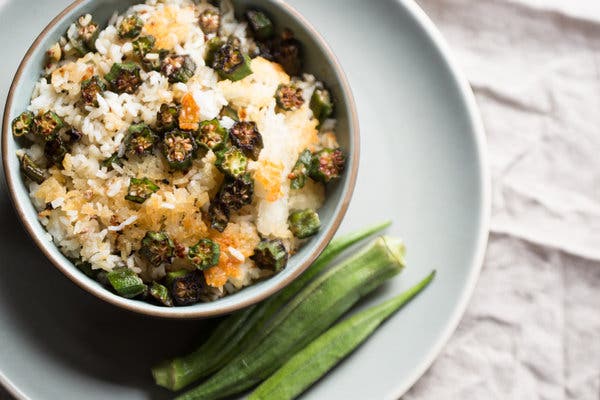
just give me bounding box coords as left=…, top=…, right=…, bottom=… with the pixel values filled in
left=12, top=0, right=344, bottom=306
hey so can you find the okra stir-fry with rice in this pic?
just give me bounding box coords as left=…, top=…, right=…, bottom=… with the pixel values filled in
left=12, top=0, right=344, bottom=306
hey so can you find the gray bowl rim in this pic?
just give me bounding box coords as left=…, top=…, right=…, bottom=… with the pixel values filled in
left=1, top=0, right=360, bottom=319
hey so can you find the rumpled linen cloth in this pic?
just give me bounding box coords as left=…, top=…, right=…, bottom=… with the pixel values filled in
left=406, top=1, right=600, bottom=399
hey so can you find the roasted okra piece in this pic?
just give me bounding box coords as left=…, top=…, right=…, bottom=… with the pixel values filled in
left=150, top=282, right=174, bottom=307
left=245, top=10, right=274, bottom=41
left=44, top=137, right=69, bottom=167
left=199, top=9, right=220, bottom=34
left=107, top=267, right=147, bottom=298
left=204, top=37, right=224, bottom=66
left=132, top=35, right=156, bottom=58
left=101, top=152, right=122, bottom=170
left=226, top=174, right=255, bottom=210
left=308, top=147, right=345, bottom=183
left=275, top=83, right=304, bottom=112
left=167, top=270, right=205, bottom=306
left=208, top=173, right=253, bottom=232
left=213, top=44, right=253, bottom=81
left=140, top=231, right=175, bottom=267
left=161, top=54, right=197, bottom=83
left=209, top=199, right=230, bottom=232
left=11, top=111, right=34, bottom=137
left=288, top=149, right=312, bottom=190
left=215, top=146, right=248, bottom=177
left=105, top=62, right=142, bottom=94
left=125, top=177, right=159, bottom=204
left=69, top=15, right=99, bottom=55
left=161, top=130, right=197, bottom=170
left=19, top=154, right=46, bottom=184
left=66, top=127, right=83, bottom=143
left=217, top=173, right=254, bottom=212
left=274, top=33, right=302, bottom=77
left=188, top=238, right=220, bottom=270
left=142, top=49, right=169, bottom=72
left=219, top=105, right=239, bottom=122
left=118, top=13, right=144, bottom=39
left=33, top=111, right=64, bottom=141
left=80, top=75, right=106, bottom=107
left=125, top=123, right=157, bottom=156
left=75, top=260, right=97, bottom=279
left=156, top=103, right=180, bottom=132
left=196, top=119, right=228, bottom=151
left=288, top=209, right=321, bottom=239
left=310, top=88, right=333, bottom=123
left=251, top=238, right=288, bottom=271
left=229, top=121, right=263, bottom=161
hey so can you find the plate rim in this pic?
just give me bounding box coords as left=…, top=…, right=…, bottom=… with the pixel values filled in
left=0, top=0, right=491, bottom=398
left=384, top=0, right=491, bottom=398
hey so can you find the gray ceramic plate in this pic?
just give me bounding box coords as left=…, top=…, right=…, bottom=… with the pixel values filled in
left=0, top=0, right=489, bottom=399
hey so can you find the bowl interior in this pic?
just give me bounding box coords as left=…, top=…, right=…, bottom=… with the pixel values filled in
left=2, top=0, right=358, bottom=318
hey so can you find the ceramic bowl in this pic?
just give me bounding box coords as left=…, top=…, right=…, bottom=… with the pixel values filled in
left=1, top=0, right=359, bottom=319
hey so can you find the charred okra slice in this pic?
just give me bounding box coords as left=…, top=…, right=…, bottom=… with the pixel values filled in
left=150, top=282, right=174, bottom=307
left=132, top=35, right=156, bottom=58
left=215, top=146, right=248, bottom=177
left=204, top=37, right=224, bottom=67
left=274, top=32, right=302, bottom=77
left=188, top=238, right=220, bottom=270
left=213, top=44, right=253, bottom=81
left=66, top=127, right=82, bottom=143
left=219, top=105, right=239, bottom=122
left=142, top=49, right=169, bottom=72
left=209, top=199, right=230, bottom=232
left=288, top=209, right=321, bottom=239
left=118, top=13, right=144, bottom=39
left=107, top=267, right=147, bottom=298
left=69, top=15, right=99, bottom=55
left=288, top=149, right=312, bottom=190
left=229, top=121, right=263, bottom=161
left=125, top=123, right=157, bottom=156
left=11, top=111, right=34, bottom=137
left=161, top=130, right=197, bottom=170
left=251, top=238, right=288, bottom=271
left=275, top=83, right=304, bottom=111
left=75, top=260, right=97, bottom=279
left=156, top=103, right=180, bottom=132
left=166, top=270, right=205, bottom=306
left=105, top=62, right=142, bottom=94
left=199, top=9, right=220, bottom=34
left=140, top=231, right=175, bottom=267
left=19, top=154, right=46, bottom=184
left=80, top=75, right=106, bottom=107
left=33, top=111, right=64, bottom=141
left=101, top=152, right=122, bottom=170
left=310, top=88, right=333, bottom=123
left=308, top=147, right=345, bottom=183
left=245, top=10, right=274, bottom=41
left=44, top=137, right=69, bottom=167
left=161, top=54, right=197, bottom=83
left=125, top=177, right=159, bottom=204
left=217, top=173, right=254, bottom=212
left=196, top=119, right=228, bottom=151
